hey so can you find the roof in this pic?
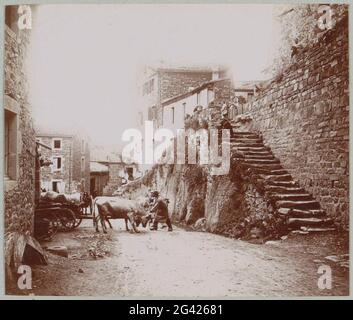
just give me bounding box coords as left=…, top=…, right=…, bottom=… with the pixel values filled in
left=151, top=63, right=225, bottom=71
left=144, top=63, right=228, bottom=76
left=156, top=67, right=214, bottom=74
left=36, top=133, right=74, bottom=138
left=35, top=125, right=75, bottom=138
left=90, top=161, right=109, bottom=173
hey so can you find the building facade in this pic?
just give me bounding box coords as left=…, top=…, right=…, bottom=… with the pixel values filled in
left=138, top=66, right=228, bottom=128
left=4, top=5, right=37, bottom=234
left=161, top=78, right=256, bottom=133
left=90, top=159, right=141, bottom=196
left=36, top=132, right=90, bottom=193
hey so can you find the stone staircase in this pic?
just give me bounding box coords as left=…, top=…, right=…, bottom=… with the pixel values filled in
left=230, top=130, right=335, bottom=234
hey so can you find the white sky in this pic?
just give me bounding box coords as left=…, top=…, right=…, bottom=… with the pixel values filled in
left=28, top=4, right=280, bottom=150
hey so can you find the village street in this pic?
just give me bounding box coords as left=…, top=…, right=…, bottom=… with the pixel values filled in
left=7, top=220, right=349, bottom=297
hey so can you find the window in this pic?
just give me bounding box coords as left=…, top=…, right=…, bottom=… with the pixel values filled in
left=142, top=78, right=155, bottom=96
left=81, top=156, right=85, bottom=172
left=52, top=181, right=59, bottom=192
left=53, top=138, right=62, bottom=150
left=81, top=139, right=85, bottom=154
left=126, top=167, right=134, bottom=180
left=52, top=180, right=63, bottom=193
left=4, top=109, right=18, bottom=180
left=171, top=107, right=175, bottom=124
left=207, top=89, right=215, bottom=104
left=52, top=156, right=62, bottom=172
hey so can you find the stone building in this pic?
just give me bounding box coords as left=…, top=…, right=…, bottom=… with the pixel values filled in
left=89, top=161, right=109, bottom=196
left=36, top=131, right=90, bottom=193
left=138, top=65, right=229, bottom=128
left=90, top=149, right=141, bottom=196
left=4, top=5, right=37, bottom=234
left=90, top=160, right=140, bottom=196
left=161, top=78, right=256, bottom=133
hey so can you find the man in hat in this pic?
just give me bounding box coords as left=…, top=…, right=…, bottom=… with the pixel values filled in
left=149, top=191, right=173, bottom=231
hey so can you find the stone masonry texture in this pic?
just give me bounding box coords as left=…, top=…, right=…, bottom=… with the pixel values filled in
left=4, top=26, right=36, bottom=234
left=245, top=15, right=349, bottom=227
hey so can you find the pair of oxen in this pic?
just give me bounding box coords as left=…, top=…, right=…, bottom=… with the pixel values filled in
left=92, top=196, right=153, bottom=233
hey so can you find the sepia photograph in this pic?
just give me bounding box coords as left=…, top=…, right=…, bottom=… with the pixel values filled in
left=1, top=2, right=350, bottom=299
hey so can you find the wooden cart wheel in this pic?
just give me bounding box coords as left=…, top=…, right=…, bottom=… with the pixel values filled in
left=59, top=209, right=77, bottom=231
left=73, top=216, right=83, bottom=228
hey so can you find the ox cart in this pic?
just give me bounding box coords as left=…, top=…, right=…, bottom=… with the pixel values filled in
left=33, top=141, right=92, bottom=240
left=34, top=200, right=84, bottom=240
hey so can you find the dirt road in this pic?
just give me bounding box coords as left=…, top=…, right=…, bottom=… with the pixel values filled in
left=7, top=220, right=349, bottom=297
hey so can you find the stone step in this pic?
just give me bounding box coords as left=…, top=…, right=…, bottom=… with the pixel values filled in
left=265, top=186, right=305, bottom=194
left=231, top=138, right=263, bottom=143
left=262, top=174, right=292, bottom=181
left=242, top=158, right=280, bottom=165
left=234, top=158, right=281, bottom=166
left=233, top=142, right=264, bottom=148
left=242, top=150, right=273, bottom=156
left=276, top=200, right=321, bottom=210
left=243, top=154, right=275, bottom=160
left=277, top=208, right=326, bottom=218
left=233, top=135, right=261, bottom=141
left=231, top=131, right=257, bottom=136
left=266, top=180, right=299, bottom=187
left=247, top=163, right=283, bottom=170
left=248, top=167, right=286, bottom=175
left=251, top=168, right=288, bottom=176
left=287, top=217, right=334, bottom=228
left=269, top=193, right=313, bottom=202
left=298, top=227, right=336, bottom=233
left=236, top=146, right=270, bottom=152
left=267, top=169, right=288, bottom=175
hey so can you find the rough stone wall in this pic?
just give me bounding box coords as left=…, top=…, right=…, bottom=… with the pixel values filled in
left=155, top=70, right=213, bottom=127
left=102, top=163, right=125, bottom=195
left=245, top=15, right=349, bottom=226
left=4, top=26, right=36, bottom=234
left=159, top=71, right=213, bottom=102
left=213, top=79, right=234, bottom=107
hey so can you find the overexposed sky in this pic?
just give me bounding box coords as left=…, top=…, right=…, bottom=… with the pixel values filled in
left=28, top=4, right=279, bottom=149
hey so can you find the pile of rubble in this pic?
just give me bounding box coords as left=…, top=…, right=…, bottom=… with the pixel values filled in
left=71, top=233, right=112, bottom=260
